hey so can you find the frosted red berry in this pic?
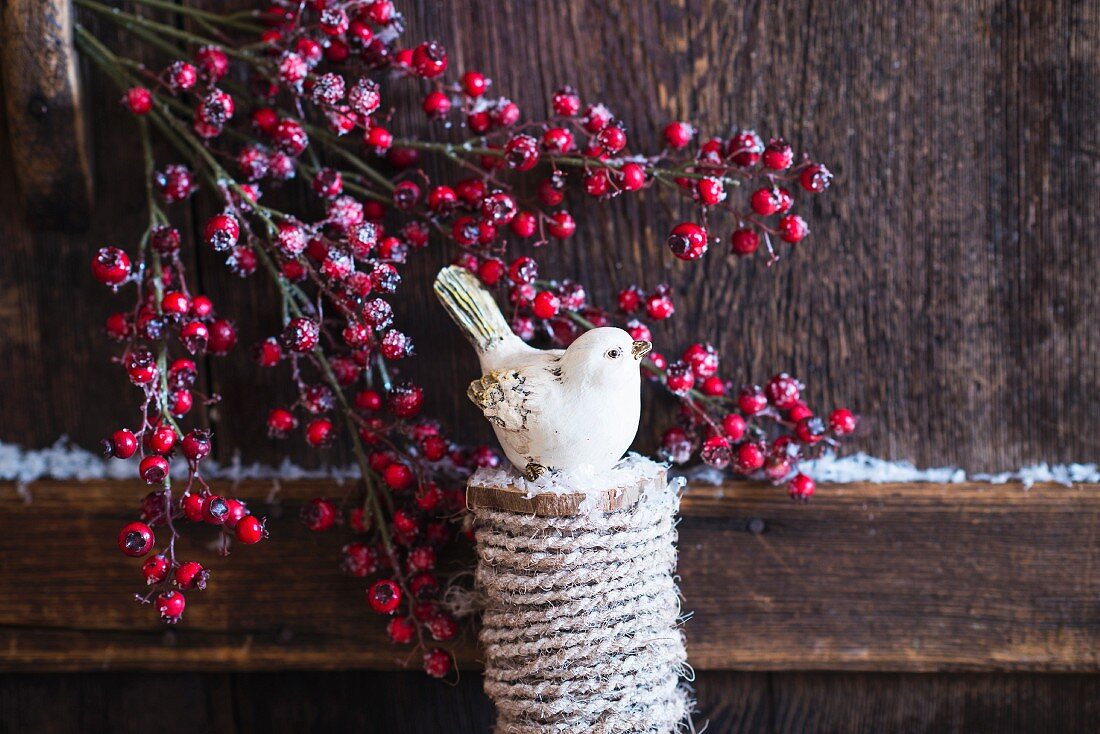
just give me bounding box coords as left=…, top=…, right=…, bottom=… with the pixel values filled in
left=92, top=247, right=130, bottom=286
left=423, top=648, right=452, bottom=678
left=663, top=121, right=694, bottom=149
left=547, top=211, right=576, bottom=239
left=787, top=473, right=816, bottom=501
left=667, top=222, right=708, bottom=260
left=829, top=408, right=858, bottom=435
left=387, top=616, right=416, bottom=644
left=779, top=215, right=809, bottom=243
left=750, top=188, right=782, bottom=216
left=765, top=373, right=801, bottom=409
left=204, top=214, right=239, bottom=252
left=125, top=87, right=153, bottom=115
left=728, top=129, right=763, bottom=166
left=762, top=138, right=794, bottom=170
left=795, top=416, right=826, bottom=444
left=368, top=578, right=402, bottom=614
left=800, top=163, right=833, bottom=193
left=411, top=41, right=448, bottom=78
left=738, top=385, right=768, bottom=415
left=532, top=291, right=561, bottom=319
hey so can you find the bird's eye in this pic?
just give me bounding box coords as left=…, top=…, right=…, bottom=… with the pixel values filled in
left=606, top=348, right=622, bottom=360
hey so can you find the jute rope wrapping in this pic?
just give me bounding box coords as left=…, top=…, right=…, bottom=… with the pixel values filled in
left=470, top=470, right=691, bottom=733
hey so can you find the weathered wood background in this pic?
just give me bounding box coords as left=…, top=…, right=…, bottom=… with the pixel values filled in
left=1, top=0, right=1098, bottom=732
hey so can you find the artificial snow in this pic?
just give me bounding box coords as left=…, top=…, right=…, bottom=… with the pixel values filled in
left=1, top=439, right=1097, bottom=492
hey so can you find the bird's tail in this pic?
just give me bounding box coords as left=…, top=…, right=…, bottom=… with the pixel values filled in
left=433, top=266, right=512, bottom=353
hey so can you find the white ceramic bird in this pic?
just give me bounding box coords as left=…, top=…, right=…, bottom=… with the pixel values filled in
left=433, top=266, right=652, bottom=480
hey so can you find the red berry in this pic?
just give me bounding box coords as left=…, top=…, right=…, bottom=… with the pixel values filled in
left=195, top=46, right=228, bottom=82
left=701, top=376, right=726, bottom=396
left=281, top=317, right=319, bottom=353
left=583, top=103, right=612, bottom=133
left=596, top=123, right=627, bottom=153
left=787, top=473, right=816, bottom=501
left=411, top=41, right=448, bottom=78
left=364, top=125, right=392, bottom=151
left=387, top=382, right=424, bottom=419
left=174, top=561, right=208, bottom=590
left=273, top=118, right=309, bottom=156
left=203, top=214, right=239, bottom=252
left=180, top=429, right=211, bottom=462
left=696, top=177, right=726, bottom=206
left=542, top=127, right=574, bottom=154
left=532, top=291, right=561, bottom=319
left=788, top=403, right=814, bottom=423
left=552, top=86, right=581, bottom=116
left=139, top=455, right=169, bottom=485
left=765, top=373, right=802, bottom=409
left=223, top=499, right=248, bottom=528
left=728, top=129, right=763, bottom=166
left=779, top=215, right=809, bottom=243
left=829, top=408, right=858, bottom=435
left=763, top=138, right=794, bottom=170
left=547, top=211, right=575, bottom=239
left=207, top=319, right=237, bottom=355
left=301, top=498, right=337, bottom=531
left=267, top=408, right=297, bottom=438
left=663, top=121, right=694, bottom=149
left=800, top=163, right=833, bottom=193
left=202, top=495, right=231, bottom=525
left=407, top=546, right=436, bottom=573
left=167, top=60, right=198, bottom=90
left=387, top=616, right=416, bottom=644
left=738, top=385, right=768, bottom=415
left=156, top=590, right=186, bottom=623
left=91, top=247, right=130, bottom=286
left=367, top=578, right=402, bottom=614
left=682, top=342, right=719, bottom=378
left=795, top=416, right=826, bottom=445
left=180, top=493, right=204, bottom=522
left=730, top=228, right=760, bottom=257
left=619, top=162, right=646, bottom=191
left=155, top=164, right=194, bottom=203
left=723, top=414, right=746, bottom=441
left=106, top=429, right=138, bottom=459
left=645, top=291, right=675, bottom=320
left=428, top=612, right=457, bottom=641
left=305, top=418, right=334, bottom=447
left=462, top=70, right=488, bottom=97
left=118, top=522, right=155, bottom=557
left=424, top=648, right=452, bottom=678
left=235, top=515, right=265, bottom=544
left=700, top=435, right=732, bottom=469
left=735, top=442, right=766, bottom=474
left=750, top=187, right=783, bottom=216
left=478, top=257, right=506, bottom=286
left=382, top=462, right=414, bottom=491
left=504, top=134, right=539, bottom=171
left=667, top=222, right=708, bottom=260
left=481, top=191, right=518, bottom=225
left=665, top=361, right=695, bottom=395
left=125, top=87, right=153, bottom=115
left=142, top=554, right=170, bottom=585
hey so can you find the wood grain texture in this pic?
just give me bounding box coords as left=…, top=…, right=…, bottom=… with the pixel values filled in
left=5, top=670, right=1100, bottom=734
left=465, top=466, right=662, bottom=516
left=2, top=479, right=1099, bottom=673
left=1, top=0, right=93, bottom=231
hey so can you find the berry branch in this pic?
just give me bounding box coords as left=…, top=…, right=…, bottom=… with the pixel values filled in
left=79, top=0, right=855, bottom=678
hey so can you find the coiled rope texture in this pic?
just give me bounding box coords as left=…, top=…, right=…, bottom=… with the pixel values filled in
left=473, top=479, right=690, bottom=733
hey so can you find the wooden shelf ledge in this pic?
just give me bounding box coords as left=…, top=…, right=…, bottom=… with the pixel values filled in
left=2, top=479, right=1098, bottom=672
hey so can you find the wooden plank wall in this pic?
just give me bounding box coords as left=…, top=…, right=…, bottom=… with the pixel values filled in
left=1, top=1, right=1099, bottom=732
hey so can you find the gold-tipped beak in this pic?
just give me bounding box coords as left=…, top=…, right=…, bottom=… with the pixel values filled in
left=632, top=340, right=653, bottom=360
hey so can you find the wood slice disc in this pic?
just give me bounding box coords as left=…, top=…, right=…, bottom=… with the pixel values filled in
left=466, top=465, right=667, bottom=517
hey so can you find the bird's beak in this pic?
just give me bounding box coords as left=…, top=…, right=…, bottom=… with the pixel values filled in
left=631, top=340, right=652, bottom=360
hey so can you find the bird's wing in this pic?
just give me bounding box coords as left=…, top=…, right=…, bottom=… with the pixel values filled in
left=467, top=369, right=535, bottom=433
